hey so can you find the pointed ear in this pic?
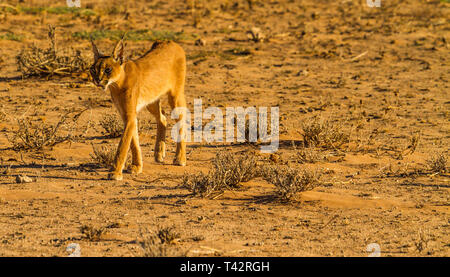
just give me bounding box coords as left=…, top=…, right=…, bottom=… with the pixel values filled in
left=112, top=39, right=124, bottom=64
left=90, top=38, right=100, bottom=61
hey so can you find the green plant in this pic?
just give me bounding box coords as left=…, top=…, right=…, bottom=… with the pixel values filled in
left=73, top=29, right=198, bottom=42
left=0, top=5, right=96, bottom=16
left=0, top=32, right=24, bottom=41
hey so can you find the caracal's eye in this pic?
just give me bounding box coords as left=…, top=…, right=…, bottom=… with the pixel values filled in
left=104, top=67, right=112, bottom=75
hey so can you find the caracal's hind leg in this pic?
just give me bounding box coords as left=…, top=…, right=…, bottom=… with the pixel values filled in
left=168, top=88, right=187, bottom=166
left=147, top=99, right=167, bottom=163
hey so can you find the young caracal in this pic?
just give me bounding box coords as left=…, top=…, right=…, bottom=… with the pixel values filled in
left=89, top=39, right=187, bottom=180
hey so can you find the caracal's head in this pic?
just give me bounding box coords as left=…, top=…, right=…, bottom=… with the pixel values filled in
left=89, top=39, right=124, bottom=90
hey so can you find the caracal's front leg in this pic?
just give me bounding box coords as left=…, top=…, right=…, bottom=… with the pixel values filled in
left=109, top=108, right=138, bottom=181
left=129, top=118, right=143, bottom=174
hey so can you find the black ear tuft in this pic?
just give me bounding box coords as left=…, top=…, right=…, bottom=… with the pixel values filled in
left=91, top=37, right=101, bottom=61
left=112, top=39, right=124, bottom=64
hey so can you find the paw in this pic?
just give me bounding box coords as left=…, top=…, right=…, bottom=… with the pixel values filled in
left=108, top=172, right=123, bottom=181
left=173, top=158, right=186, bottom=167
left=154, top=144, right=166, bottom=163
left=155, top=153, right=165, bottom=163
left=130, top=165, right=143, bottom=174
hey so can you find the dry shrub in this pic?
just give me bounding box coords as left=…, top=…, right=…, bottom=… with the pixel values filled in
left=99, top=113, right=153, bottom=138
left=414, top=229, right=433, bottom=254
left=213, top=150, right=259, bottom=186
left=406, top=133, right=420, bottom=155
left=16, top=25, right=88, bottom=78
left=7, top=114, right=72, bottom=151
left=99, top=114, right=123, bottom=138
left=302, top=116, right=349, bottom=149
left=182, top=151, right=260, bottom=198
left=0, top=109, right=6, bottom=121
left=426, top=151, right=448, bottom=174
left=90, top=144, right=116, bottom=168
left=90, top=144, right=131, bottom=169
left=137, top=226, right=183, bottom=257
left=261, top=165, right=322, bottom=202
left=80, top=224, right=106, bottom=241
left=182, top=172, right=223, bottom=198
left=156, top=226, right=181, bottom=244
left=295, top=144, right=327, bottom=164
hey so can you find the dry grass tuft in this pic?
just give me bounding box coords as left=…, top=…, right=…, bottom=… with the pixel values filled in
left=213, top=150, right=260, bottom=186
left=7, top=113, right=75, bottom=151
left=0, top=109, right=6, bottom=121
left=156, top=226, right=181, bottom=244
left=90, top=143, right=131, bottom=169
left=426, top=151, right=448, bottom=174
left=90, top=144, right=116, bottom=169
left=80, top=224, right=106, bottom=241
left=137, top=226, right=183, bottom=257
left=182, top=151, right=260, bottom=198
left=99, top=114, right=123, bottom=138
left=294, top=143, right=327, bottom=164
left=99, top=113, right=153, bottom=138
left=16, top=25, right=88, bottom=78
left=301, top=116, right=349, bottom=149
left=261, top=165, right=322, bottom=202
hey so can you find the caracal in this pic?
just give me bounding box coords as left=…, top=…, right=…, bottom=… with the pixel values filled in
left=89, top=39, right=187, bottom=181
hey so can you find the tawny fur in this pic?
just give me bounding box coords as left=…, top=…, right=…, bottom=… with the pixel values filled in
left=89, top=39, right=187, bottom=181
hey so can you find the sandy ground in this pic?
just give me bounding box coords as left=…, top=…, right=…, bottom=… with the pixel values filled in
left=0, top=0, right=449, bottom=257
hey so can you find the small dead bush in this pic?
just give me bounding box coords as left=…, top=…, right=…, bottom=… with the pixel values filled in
left=302, top=116, right=349, bottom=149
left=157, top=226, right=181, bottom=244
left=182, top=151, right=260, bottom=198
left=99, top=114, right=123, bottom=138
left=80, top=224, right=106, bottom=241
left=7, top=114, right=72, bottom=151
left=0, top=109, right=5, bottom=121
left=182, top=172, right=223, bottom=198
left=295, top=143, right=327, bottom=164
left=414, top=229, right=433, bottom=254
left=90, top=144, right=131, bottom=169
left=99, top=114, right=153, bottom=138
left=137, top=226, right=183, bottom=257
left=213, top=151, right=259, bottom=186
left=16, top=25, right=88, bottom=78
left=426, top=151, right=448, bottom=174
left=91, top=144, right=116, bottom=168
left=262, top=165, right=322, bottom=202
